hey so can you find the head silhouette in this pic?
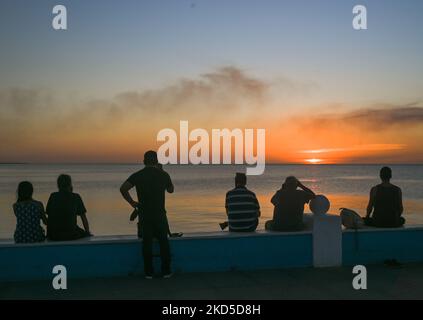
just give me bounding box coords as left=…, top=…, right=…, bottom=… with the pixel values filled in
left=235, top=173, right=247, bottom=188
left=57, top=174, right=72, bottom=192
left=380, top=166, right=392, bottom=182
left=16, top=181, right=33, bottom=203
left=284, top=176, right=298, bottom=190
left=144, top=150, right=159, bottom=166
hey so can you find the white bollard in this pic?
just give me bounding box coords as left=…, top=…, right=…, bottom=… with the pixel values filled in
left=310, top=195, right=342, bottom=267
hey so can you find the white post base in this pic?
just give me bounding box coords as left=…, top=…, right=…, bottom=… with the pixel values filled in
left=312, top=213, right=342, bottom=267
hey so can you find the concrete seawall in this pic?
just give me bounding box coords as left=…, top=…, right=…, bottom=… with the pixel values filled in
left=1, top=226, right=423, bottom=282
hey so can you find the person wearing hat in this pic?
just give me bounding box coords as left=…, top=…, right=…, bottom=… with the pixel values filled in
left=221, top=173, right=261, bottom=232
left=120, top=150, right=174, bottom=279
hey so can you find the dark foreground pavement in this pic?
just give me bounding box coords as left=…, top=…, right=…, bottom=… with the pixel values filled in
left=1, top=263, right=423, bottom=300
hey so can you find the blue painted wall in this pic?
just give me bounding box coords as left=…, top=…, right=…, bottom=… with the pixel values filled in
left=0, top=233, right=313, bottom=282
left=2, top=228, right=423, bottom=282
left=343, top=228, right=423, bottom=265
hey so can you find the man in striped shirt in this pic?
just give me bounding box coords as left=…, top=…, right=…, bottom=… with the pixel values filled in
left=221, top=173, right=260, bottom=232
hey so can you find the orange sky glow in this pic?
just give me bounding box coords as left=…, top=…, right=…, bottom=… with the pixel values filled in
left=1, top=69, right=422, bottom=164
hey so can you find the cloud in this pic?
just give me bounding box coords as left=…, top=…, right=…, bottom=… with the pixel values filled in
left=279, top=104, right=423, bottom=163
left=344, top=105, right=423, bottom=127
left=300, top=144, right=407, bottom=154
left=307, top=104, right=423, bottom=130
left=0, top=66, right=275, bottom=161
left=114, top=66, right=269, bottom=116
left=271, top=76, right=318, bottom=98
left=0, top=87, right=54, bottom=116
left=1, top=67, right=422, bottom=163
left=0, top=66, right=270, bottom=125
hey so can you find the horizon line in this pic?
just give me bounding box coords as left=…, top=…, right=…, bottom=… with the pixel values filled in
left=0, top=162, right=422, bottom=166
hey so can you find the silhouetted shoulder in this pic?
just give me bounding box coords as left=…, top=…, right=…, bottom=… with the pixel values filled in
left=271, top=189, right=282, bottom=205
left=245, top=188, right=257, bottom=197
left=127, top=169, right=144, bottom=184
left=72, top=193, right=87, bottom=215
left=49, top=192, right=60, bottom=199
left=391, top=184, right=401, bottom=191
left=162, top=170, right=171, bottom=178
left=46, top=192, right=57, bottom=205
left=226, top=188, right=236, bottom=196
left=273, top=189, right=283, bottom=197
left=392, top=184, right=402, bottom=196
left=158, top=169, right=171, bottom=179
left=296, top=189, right=314, bottom=202
left=33, top=200, right=44, bottom=211
left=72, top=192, right=83, bottom=200
left=376, top=183, right=400, bottom=191
left=153, top=168, right=171, bottom=183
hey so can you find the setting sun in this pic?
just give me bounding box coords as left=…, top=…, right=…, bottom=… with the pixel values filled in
left=305, top=158, right=323, bottom=164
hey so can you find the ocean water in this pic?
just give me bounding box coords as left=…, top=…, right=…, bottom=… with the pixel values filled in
left=1, top=164, right=422, bottom=239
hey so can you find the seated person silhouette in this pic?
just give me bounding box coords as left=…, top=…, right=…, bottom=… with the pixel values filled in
left=130, top=164, right=183, bottom=238
left=13, top=181, right=47, bottom=243
left=46, top=174, right=92, bottom=241
left=364, top=166, right=405, bottom=228
left=265, top=176, right=315, bottom=232
left=220, top=173, right=260, bottom=232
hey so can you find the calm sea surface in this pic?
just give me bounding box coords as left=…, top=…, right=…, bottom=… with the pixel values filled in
left=1, top=164, right=422, bottom=239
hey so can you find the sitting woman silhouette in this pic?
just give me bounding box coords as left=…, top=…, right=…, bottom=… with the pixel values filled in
left=13, top=181, right=47, bottom=243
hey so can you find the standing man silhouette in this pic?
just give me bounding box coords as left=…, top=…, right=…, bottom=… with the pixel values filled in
left=120, top=151, right=174, bottom=279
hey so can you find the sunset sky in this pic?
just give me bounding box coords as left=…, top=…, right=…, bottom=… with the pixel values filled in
left=1, top=0, right=422, bottom=164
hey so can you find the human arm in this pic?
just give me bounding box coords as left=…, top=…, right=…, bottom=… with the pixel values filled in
left=80, top=213, right=91, bottom=234
left=398, top=188, right=404, bottom=216
left=254, top=194, right=261, bottom=217
left=39, top=202, right=48, bottom=225
left=297, top=180, right=316, bottom=198
left=41, top=212, right=48, bottom=225
left=120, top=180, right=139, bottom=208
left=76, top=195, right=92, bottom=235
left=225, top=191, right=233, bottom=217
left=271, top=190, right=281, bottom=206
left=225, top=193, right=229, bottom=216
left=166, top=173, right=174, bottom=193
left=366, top=187, right=376, bottom=218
